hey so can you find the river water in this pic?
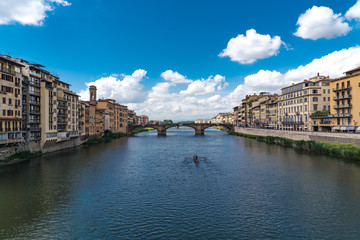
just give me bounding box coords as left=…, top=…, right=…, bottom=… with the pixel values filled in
left=1, top=127, right=360, bottom=239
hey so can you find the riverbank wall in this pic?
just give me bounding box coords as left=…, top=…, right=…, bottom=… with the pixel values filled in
left=234, top=127, right=360, bottom=147
left=0, top=133, right=104, bottom=162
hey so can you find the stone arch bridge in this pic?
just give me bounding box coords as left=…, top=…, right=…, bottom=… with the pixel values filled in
left=128, top=123, right=235, bottom=136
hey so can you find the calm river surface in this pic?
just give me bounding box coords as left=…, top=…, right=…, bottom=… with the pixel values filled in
left=1, top=127, right=360, bottom=239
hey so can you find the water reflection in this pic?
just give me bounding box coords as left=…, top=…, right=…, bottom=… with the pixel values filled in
left=1, top=128, right=360, bottom=239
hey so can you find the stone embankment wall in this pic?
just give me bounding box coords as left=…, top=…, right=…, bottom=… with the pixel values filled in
left=0, top=136, right=92, bottom=161
left=235, top=127, right=360, bottom=147
left=41, top=137, right=85, bottom=154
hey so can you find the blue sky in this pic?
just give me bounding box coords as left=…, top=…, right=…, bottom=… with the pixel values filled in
left=1, top=0, right=360, bottom=120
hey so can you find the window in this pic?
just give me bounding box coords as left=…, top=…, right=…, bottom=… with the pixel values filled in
left=15, top=67, right=20, bottom=73
left=323, top=89, right=326, bottom=94
left=313, top=104, right=318, bottom=111
left=313, top=97, right=318, bottom=102
left=2, top=98, right=5, bottom=104
left=304, top=98, right=307, bottom=102
left=323, top=97, right=326, bottom=101
left=312, top=90, right=318, bottom=94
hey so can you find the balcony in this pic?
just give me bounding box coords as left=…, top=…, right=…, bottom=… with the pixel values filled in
left=29, top=70, right=41, bottom=78
left=29, top=81, right=40, bottom=87
left=333, top=104, right=351, bottom=109
left=282, top=121, right=304, bottom=125
left=57, top=97, right=68, bottom=102
left=333, top=86, right=352, bottom=92
left=29, top=90, right=40, bottom=96
left=58, top=104, right=67, bottom=109
left=29, top=101, right=40, bottom=105
left=57, top=114, right=68, bottom=118
left=22, top=79, right=29, bottom=85
left=0, top=66, right=15, bottom=75
left=333, top=95, right=352, bottom=100
left=57, top=126, right=67, bottom=132
left=28, top=119, right=40, bottom=124
left=30, top=110, right=41, bottom=115
left=329, top=113, right=352, bottom=118
left=28, top=127, right=41, bottom=132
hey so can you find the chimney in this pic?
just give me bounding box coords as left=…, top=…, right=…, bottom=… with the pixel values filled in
left=317, top=72, right=319, bottom=77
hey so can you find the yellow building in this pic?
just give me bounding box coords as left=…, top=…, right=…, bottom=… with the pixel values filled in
left=265, top=97, right=278, bottom=129
left=97, top=99, right=128, bottom=133
left=0, top=55, right=23, bottom=145
left=329, top=67, right=360, bottom=132
left=39, top=73, right=58, bottom=147
left=55, top=79, right=80, bottom=141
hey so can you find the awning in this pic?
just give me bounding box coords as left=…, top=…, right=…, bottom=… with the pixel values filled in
left=332, top=126, right=340, bottom=130
left=356, top=127, right=360, bottom=132
left=340, top=126, right=347, bottom=131
left=347, top=126, right=356, bottom=131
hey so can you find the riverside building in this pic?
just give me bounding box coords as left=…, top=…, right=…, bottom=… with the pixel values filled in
left=278, top=74, right=330, bottom=131
left=265, top=97, right=278, bottom=129
left=0, top=55, right=23, bottom=145
left=328, top=67, right=360, bottom=132
left=0, top=54, right=82, bottom=149
left=97, top=99, right=128, bottom=133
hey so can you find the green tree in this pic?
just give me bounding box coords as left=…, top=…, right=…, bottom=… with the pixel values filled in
left=163, top=119, right=173, bottom=124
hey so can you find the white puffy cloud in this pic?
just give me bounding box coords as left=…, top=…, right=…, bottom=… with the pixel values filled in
left=78, top=46, right=360, bottom=121
left=294, top=6, right=351, bottom=40
left=219, top=29, right=284, bottom=64
left=78, top=69, right=148, bottom=103
left=180, top=75, right=227, bottom=95
left=224, top=46, right=360, bottom=108
left=160, top=70, right=192, bottom=84
left=0, top=0, right=70, bottom=26
left=346, top=1, right=360, bottom=21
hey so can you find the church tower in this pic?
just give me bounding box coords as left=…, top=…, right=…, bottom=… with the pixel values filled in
left=89, top=85, right=97, bottom=104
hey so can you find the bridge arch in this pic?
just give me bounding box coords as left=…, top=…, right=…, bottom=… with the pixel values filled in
left=128, top=123, right=234, bottom=136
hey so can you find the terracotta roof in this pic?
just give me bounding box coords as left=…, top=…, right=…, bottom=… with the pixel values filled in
left=344, top=66, right=360, bottom=75
left=0, top=55, right=24, bottom=67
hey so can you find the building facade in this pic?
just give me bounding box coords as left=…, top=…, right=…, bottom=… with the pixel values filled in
left=0, top=55, right=23, bottom=145
left=328, top=67, right=360, bottom=132
left=278, top=75, right=330, bottom=131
